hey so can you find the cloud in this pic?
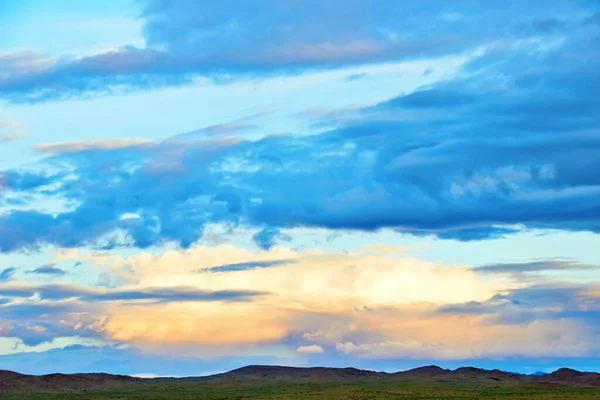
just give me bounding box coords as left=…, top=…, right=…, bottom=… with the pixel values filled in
left=0, top=267, right=16, bottom=282
left=0, top=278, right=268, bottom=346
left=41, top=244, right=513, bottom=353
left=0, top=286, right=35, bottom=298
left=0, top=283, right=267, bottom=303
left=0, top=2, right=598, bottom=255
left=384, top=88, right=477, bottom=108
left=86, top=287, right=266, bottom=303
left=0, top=301, right=104, bottom=346
left=1, top=9, right=600, bottom=249
left=171, top=112, right=273, bottom=141
left=0, top=0, right=591, bottom=102
left=328, top=281, right=600, bottom=359
left=26, top=264, right=67, bottom=276
left=253, top=228, right=291, bottom=250
left=475, top=259, right=600, bottom=274
left=34, top=138, right=156, bottom=154
left=297, top=345, right=324, bottom=354
left=200, top=259, right=295, bottom=273
left=2, top=243, right=600, bottom=361
left=59, top=244, right=502, bottom=308
left=436, top=283, right=600, bottom=326
left=0, top=120, right=24, bottom=143
left=345, top=73, right=367, bottom=82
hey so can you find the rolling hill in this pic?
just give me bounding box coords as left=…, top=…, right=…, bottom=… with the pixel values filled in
left=1, top=365, right=599, bottom=392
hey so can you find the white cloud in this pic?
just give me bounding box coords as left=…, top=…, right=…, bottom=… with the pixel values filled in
left=297, top=345, right=324, bottom=354
left=34, top=138, right=156, bottom=153
left=0, top=120, right=24, bottom=142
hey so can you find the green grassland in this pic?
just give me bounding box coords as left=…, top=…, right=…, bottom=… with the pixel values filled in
left=1, top=378, right=599, bottom=400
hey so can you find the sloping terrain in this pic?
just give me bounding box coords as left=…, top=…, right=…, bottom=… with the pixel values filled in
left=1, top=365, right=599, bottom=394
left=539, top=368, right=600, bottom=386
left=209, top=365, right=383, bottom=381
left=0, top=370, right=139, bottom=391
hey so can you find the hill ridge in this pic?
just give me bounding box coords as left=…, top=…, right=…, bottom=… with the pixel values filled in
left=1, top=365, right=599, bottom=391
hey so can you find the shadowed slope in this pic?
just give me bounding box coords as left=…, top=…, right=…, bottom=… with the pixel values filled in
left=539, top=368, right=600, bottom=386
left=211, top=365, right=383, bottom=381
left=1, top=365, right=600, bottom=392
left=0, top=371, right=140, bottom=391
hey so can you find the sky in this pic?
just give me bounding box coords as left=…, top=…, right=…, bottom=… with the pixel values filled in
left=0, top=0, right=599, bottom=376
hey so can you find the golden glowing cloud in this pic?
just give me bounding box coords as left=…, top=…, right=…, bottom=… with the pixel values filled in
left=57, top=244, right=588, bottom=359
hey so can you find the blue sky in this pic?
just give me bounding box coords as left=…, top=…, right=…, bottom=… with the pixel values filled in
left=1, top=0, right=600, bottom=376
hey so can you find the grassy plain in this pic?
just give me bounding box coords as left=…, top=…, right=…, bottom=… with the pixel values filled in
left=1, top=378, right=599, bottom=400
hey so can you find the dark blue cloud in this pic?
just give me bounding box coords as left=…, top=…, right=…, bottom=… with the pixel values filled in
left=345, top=73, right=368, bottom=82
left=0, top=267, right=16, bottom=282
left=0, top=286, right=35, bottom=298
left=0, top=2, right=598, bottom=249
left=253, top=228, right=291, bottom=250
left=475, top=259, right=600, bottom=274
left=0, top=301, right=101, bottom=346
left=201, top=259, right=295, bottom=273
left=0, top=0, right=594, bottom=102
left=0, top=171, right=58, bottom=191
left=437, top=283, right=600, bottom=326
left=81, top=287, right=266, bottom=303
left=26, top=264, right=67, bottom=276
left=2, top=321, right=80, bottom=347
left=410, top=226, right=521, bottom=241
left=384, top=88, right=478, bottom=109
left=0, top=283, right=267, bottom=303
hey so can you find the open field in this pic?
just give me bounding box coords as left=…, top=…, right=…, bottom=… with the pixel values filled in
left=1, top=379, right=599, bottom=400
left=1, top=377, right=600, bottom=400
left=1, top=366, right=600, bottom=400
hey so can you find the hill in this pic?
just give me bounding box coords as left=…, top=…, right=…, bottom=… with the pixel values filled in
left=209, top=365, right=382, bottom=381
left=211, top=365, right=597, bottom=385
left=1, top=365, right=600, bottom=392
left=539, top=368, right=600, bottom=386
left=0, top=370, right=139, bottom=391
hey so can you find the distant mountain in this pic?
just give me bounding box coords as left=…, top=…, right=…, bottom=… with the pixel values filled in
left=395, top=365, right=450, bottom=376
left=210, top=365, right=382, bottom=381
left=1, top=365, right=599, bottom=391
left=0, top=370, right=139, bottom=391
left=210, top=365, right=584, bottom=384
left=451, top=367, right=522, bottom=381
left=530, top=371, right=547, bottom=376
left=538, top=368, right=600, bottom=386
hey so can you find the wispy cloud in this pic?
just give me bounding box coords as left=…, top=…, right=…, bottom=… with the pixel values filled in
left=34, top=138, right=156, bottom=154
left=297, top=345, right=324, bottom=354
left=0, top=1, right=589, bottom=102
left=0, top=120, right=24, bottom=143
left=475, top=259, right=600, bottom=274
left=0, top=267, right=17, bottom=282
left=26, top=264, right=67, bottom=276
left=199, top=260, right=295, bottom=273
left=0, top=283, right=267, bottom=303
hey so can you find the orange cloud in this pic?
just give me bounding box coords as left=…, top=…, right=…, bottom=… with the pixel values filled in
left=52, top=244, right=598, bottom=360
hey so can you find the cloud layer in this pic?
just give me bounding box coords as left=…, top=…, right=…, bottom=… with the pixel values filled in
left=1, top=11, right=599, bottom=251
left=1, top=244, right=598, bottom=363
left=0, top=0, right=592, bottom=102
